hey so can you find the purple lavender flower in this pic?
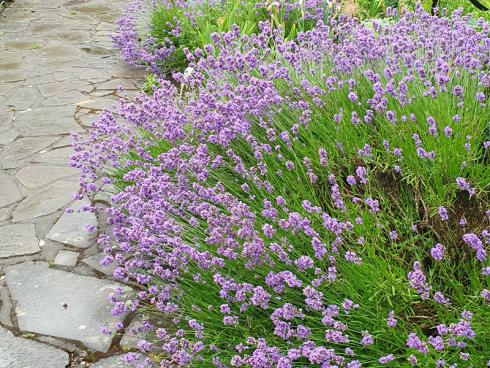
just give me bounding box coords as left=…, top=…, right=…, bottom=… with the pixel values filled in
left=387, top=310, right=397, bottom=327
left=408, top=262, right=431, bottom=300
left=438, top=206, right=449, bottom=221
left=379, top=354, right=395, bottom=364
left=456, top=177, right=476, bottom=197
left=431, top=243, right=445, bottom=261
left=462, top=233, right=487, bottom=261
left=407, top=333, right=429, bottom=355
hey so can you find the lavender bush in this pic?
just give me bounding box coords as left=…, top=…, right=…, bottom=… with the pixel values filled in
left=112, top=0, right=335, bottom=76
left=74, top=6, right=490, bottom=368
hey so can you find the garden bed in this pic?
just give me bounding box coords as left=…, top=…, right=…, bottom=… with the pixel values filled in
left=72, top=1, right=490, bottom=367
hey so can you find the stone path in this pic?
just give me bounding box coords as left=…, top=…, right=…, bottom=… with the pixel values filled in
left=0, top=0, right=146, bottom=366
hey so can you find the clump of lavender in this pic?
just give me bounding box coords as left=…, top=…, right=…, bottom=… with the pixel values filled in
left=73, top=5, right=490, bottom=367
left=112, top=0, right=334, bottom=75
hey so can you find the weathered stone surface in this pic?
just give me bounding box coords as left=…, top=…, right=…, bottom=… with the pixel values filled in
left=40, top=44, right=82, bottom=60
left=0, top=136, right=58, bottom=169
left=38, top=80, right=90, bottom=98
left=4, top=262, right=130, bottom=352
left=5, top=86, right=38, bottom=111
left=0, top=281, right=14, bottom=327
left=0, top=71, right=27, bottom=83
left=0, top=208, right=10, bottom=222
left=54, top=249, right=79, bottom=266
left=0, top=326, right=70, bottom=368
left=0, top=129, right=19, bottom=146
left=46, top=198, right=97, bottom=248
left=0, top=223, right=40, bottom=258
left=81, top=254, right=115, bottom=276
left=15, top=165, right=79, bottom=189
left=96, top=78, right=137, bottom=90
left=76, top=111, right=99, bottom=127
left=12, top=180, right=79, bottom=222
left=120, top=315, right=150, bottom=350
left=79, top=68, right=110, bottom=82
left=92, top=355, right=132, bottom=368
left=15, top=105, right=83, bottom=136
left=32, top=146, right=73, bottom=165
left=76, top=97, right=116, bottom=111
left=0, top=172, right=22, bottom=207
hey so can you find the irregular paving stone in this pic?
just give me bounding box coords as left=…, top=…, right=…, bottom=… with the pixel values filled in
left=15, top=105, right=83, bottom=136
left=38, top=80, right=90, bottom=97
left=0, top=128, right=19, bottom=146
left=120, top=314, right=150, bottom=350
left=46, top=198, right=97, bottom=248
left=0, top=326, right=70, bottom=368
left=4, top=262, right=130, bottom=352
left=76, top=111, right=99, bottom=127
left=47, top=30, right=92, bottom=43
left=96, top=78, right=137, bottom=90
left=12, top=180, right=79, bottom=222
left=0, top=136, right=59, bottom=169
left=0, top=172, right=22, bottom=207
left=32, top=146, right=73, bottom=165
left=5, top=86, right=38, bottom=111
left=0, top=208, right=10, bottom=222
left=52, top=135, right=75, bottom=148
left=53, top=249, right=79, bottom=266
left=15, top=165, right=79, bottom=189
left=0, top=281, right=14, bottom=327
left=76, top=97, right=116, bottom=110
left=0, top=71, right=27, bottom=83
left=79, top=68, right=110, bottom=82
left=0, top=223, right=40, bottom=258
left=92, top=355, right=132, bottom=368
left=40, top=44, right=82, bottom=60
left=40, top=91, right=88, bottom=107
left=81, top=254, right=115, bottom=276
left=35, top=335, right=82, bottom=354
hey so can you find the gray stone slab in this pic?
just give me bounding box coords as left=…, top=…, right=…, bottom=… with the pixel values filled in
left=76, top=97, right=116, bottom=111
left=4, top=261, right=130, bottom=352
left=96, top=78, right=137, bottom=90
left=12, top=180, right=79, bottom=222
left=0, top=129, right=19, bottom=146
left=5, top=86, right=38, bottom=111
left=53, top=249, right=79, bottom=266
left=15, top=165, right=79, bottom=189
left=32, top=146, right=73, bottom=165
left=81, top=254, right=115, bottom=276
left=0, top=208, right=10, bottom=222
left=0, top=326, right=70, bottom=368
left=79, top=68, right=110, bottom=82
left=15, top=105, right=83, bottom=136
left=0, top=172, right=22, bottom=207
left=0, top=281, right=14, bottom=327
left=120, top=315, right=150, bottom=350
left=46, top=198, right=97, bottom=248
left=92, top=355, right=132, bottom=368
left=38, top=80, right=90, bottom=98
left=0, top=136, right=59, bottom=169
left=0, top=223, right=40, bottom=258
left=40, top=44, right=82, bottom=60
left=0, top=71, right=27, bottom=83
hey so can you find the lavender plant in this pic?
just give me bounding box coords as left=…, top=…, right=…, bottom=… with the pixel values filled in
left=74, top=6, right=490, bottom=367
left=112, top=0, right=335, bottom=76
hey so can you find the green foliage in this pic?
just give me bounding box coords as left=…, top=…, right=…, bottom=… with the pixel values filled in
left=142, top=73, right=160, bottom=94
left=109, top=54, right=490, bottom=367
left=148, top=1, right=324, bottom=74
left=353, top=0, right=490, bottom=20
